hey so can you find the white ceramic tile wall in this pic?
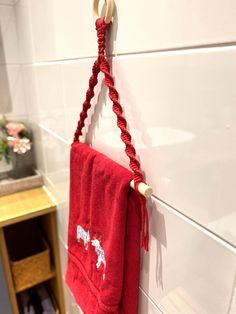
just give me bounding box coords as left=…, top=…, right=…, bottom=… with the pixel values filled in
left=90, top=49, right=236, bottom=246
left=0, top=3, right=27, bottom=117
left=0, top=4, right=18, bottom=64
left=140, top=198, right=236, bottom=314
left=8, top=0, right=236, bottom=313
left=0, top=3, right=27, bottom=313
left=14, top=0, right=236, bottom=62
left=139, top=289, right=163, bottom=314
left=47, top=49, right=236, bottom=246
left=3, top=64, right=27, bottom=116
left=15, top=0, right=34, bottom=64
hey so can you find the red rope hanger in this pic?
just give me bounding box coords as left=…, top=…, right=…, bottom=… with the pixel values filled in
left=73, top=7, right=150, bottom=251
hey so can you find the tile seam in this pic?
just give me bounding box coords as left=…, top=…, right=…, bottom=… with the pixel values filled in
left=19, top=42, right=236, bottom=67
left=36, top=121, right=236, bottom=253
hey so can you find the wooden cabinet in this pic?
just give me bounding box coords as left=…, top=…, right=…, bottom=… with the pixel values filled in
left=0, top=187, right=65, bottom=314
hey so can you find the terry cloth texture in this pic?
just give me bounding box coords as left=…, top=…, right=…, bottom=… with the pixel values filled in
left=66, top=142, right=141, bottom=314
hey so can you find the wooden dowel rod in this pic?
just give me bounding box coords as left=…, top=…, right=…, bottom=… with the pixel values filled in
left=130, top=180, right=153, bottom=198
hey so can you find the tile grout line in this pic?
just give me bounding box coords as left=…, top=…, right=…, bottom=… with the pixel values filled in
left=152, top=195, right=236, bottom=253
left=35, top=121, right=236, bottom=254
left=139, top=286, right=164, bottom=314
left=19, top=42, right=236, bottom=67
left=38, top=123, right=71, bottom=145
left=42, top=185, right=58, bottom=206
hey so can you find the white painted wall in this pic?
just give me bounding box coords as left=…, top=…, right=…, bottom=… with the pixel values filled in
left=1, top=0, right=236, bottom=313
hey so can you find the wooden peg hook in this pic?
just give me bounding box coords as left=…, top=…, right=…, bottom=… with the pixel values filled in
left=93, top=0, right=114, bottom=23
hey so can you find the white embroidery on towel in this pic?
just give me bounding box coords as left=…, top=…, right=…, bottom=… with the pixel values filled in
left=77, top=225, right=90, bottom=250
left=91, top=239, right=106, bottom=280
left=76, top=225, right=106, bottom=280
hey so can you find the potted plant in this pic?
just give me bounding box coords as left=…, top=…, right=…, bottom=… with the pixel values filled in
left=0, top=115, right=32, bottom=177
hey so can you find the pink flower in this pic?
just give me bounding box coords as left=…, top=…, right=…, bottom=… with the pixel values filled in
left=15, top=138, right=31, bottom=154
left=6, top=122, right=25, bottom=138
left=7, top=136, right=31, bottom=154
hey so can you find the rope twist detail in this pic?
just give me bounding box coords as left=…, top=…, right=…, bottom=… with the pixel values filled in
left=74, top=18, right=149, bottom=251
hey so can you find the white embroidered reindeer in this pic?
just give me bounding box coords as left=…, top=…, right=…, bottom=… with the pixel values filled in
left=77, top=225, right=90, bottom=250
left=76, top=225, right=106, bottom=280
left=91, top=239, right=106, bottom=279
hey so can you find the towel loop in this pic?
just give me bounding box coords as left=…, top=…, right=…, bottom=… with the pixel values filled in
left=93, top=0, right=114, bottom=24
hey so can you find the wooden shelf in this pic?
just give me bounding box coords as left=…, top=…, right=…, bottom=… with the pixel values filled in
left=0, top=187, right=65, bottom=314
left=15, top=269, right=56, bottom=293
left=0, top=187, right=56, bottom=228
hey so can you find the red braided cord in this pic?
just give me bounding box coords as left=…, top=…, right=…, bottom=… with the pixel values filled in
left=74, top=60, right=100, bottom=141
left=99, top=55, right=144, bottom=183
left=73, top=18, right=149, bottom=251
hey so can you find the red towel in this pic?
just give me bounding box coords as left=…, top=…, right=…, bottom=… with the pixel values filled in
left=66, top=142, right=141, bottom=314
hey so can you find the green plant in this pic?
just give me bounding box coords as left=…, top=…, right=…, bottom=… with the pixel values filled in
left=0, top=139, right=10, bottom=163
